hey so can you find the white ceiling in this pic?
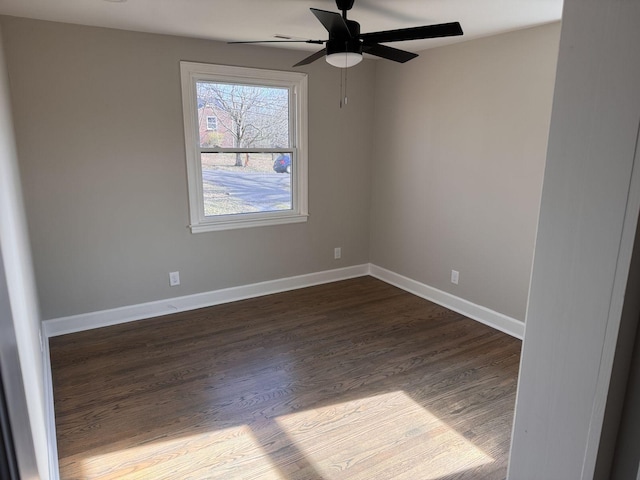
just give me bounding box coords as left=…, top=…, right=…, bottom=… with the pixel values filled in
left=0, top=0, right=563, bottom=54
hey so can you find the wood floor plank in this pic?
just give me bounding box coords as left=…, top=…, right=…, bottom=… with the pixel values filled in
left=50, top=277, right=521, bottom=479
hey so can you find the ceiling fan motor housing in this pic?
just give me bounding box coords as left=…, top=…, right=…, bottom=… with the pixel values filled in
left=327, top=19, right=362, bottom=55
left=327, top=38, right=362, bottom=56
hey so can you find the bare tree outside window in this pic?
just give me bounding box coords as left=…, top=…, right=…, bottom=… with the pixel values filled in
left=197, top=82, right=289, bottom=166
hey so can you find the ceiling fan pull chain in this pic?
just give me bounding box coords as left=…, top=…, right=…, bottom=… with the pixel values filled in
left=339, top=65, right=344, bottom=108
left=339, top=41, right=349, bottom=108
left=344, top=63, right=349, bottom=106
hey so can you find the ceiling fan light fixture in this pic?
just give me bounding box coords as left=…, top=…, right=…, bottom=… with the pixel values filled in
left=326, top=51, right=363, bottom=68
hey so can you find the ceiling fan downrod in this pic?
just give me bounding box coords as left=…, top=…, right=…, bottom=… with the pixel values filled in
left=336, top=0, right=355, bottom=19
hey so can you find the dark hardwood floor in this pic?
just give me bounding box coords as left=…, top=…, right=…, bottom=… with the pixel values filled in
left=50, top=276, right=522, bottom=480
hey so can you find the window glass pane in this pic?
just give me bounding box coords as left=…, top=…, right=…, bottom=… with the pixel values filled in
left=196, top=82, right=290, bottom=149
left=201, top=153, right=292, bottom=217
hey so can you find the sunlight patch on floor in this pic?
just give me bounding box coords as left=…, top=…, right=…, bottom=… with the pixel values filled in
left=76, top=391, right=492, bottom=479
left=275, top=390, right=494, bottom=479
left=76, top=423, right=283, bottom=480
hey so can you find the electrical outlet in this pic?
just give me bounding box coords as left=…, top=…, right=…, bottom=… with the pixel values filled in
left=451, top=270, right=459, bottom=285
left=169, top=271, right=180, bottom=286
left=334, top=247, right=342, bottom=260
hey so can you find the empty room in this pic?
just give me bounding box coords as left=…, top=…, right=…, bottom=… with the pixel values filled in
left=1, top=1, right=640, bottom=479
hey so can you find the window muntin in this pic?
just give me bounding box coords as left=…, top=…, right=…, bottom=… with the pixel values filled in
left=180, top=62, right=308, bottom=232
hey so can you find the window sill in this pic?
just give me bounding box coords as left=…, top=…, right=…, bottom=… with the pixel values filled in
left=189, top=213, right=308, bottom=233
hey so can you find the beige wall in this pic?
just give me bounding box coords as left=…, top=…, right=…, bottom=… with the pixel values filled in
left=0, top=16, right=375, bottom=319
left=1, top=15, right=561, bottom=325
left=370, top=23, right=561, bottom=321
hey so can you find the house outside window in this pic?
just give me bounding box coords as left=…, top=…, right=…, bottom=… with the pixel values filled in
left=180, top=62, right=308, bottom=232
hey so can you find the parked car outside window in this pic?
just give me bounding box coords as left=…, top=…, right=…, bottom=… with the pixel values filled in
left=273, top=153, right=291, bottom=174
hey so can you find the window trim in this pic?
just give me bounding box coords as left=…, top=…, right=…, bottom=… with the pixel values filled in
left=180, top=61, right=308, bottom=233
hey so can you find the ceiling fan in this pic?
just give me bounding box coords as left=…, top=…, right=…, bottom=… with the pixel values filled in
left=229, top=0, right=463, bottom=68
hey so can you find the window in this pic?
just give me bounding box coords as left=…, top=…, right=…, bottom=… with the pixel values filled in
left=180, top=62, right=308, bottom=232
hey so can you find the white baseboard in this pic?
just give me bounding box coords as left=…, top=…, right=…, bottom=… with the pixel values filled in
left=43, top=262, right=523, bottom=341
left=43, top=264, right=369, bottom=337
left=369, top=264, right=524, bottom=340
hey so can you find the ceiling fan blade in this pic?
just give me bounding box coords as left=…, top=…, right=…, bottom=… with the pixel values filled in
left=293, top=48, right=327, bottom=67
left=228, top=39, right=325, bottom=45
left=360, top=22, right=463, bottom=44
left=310, top=8, right=352, bottom=38
left=362, top=43, right=418, bottom=63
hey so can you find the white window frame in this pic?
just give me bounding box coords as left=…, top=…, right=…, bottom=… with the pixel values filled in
left=180, top=61, right=308, bottom=233
left=205, top=116, right=217, bottom=131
